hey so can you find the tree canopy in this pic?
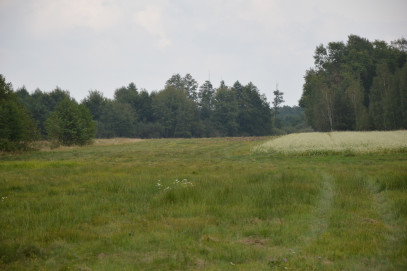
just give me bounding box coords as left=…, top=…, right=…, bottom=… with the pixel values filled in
left=78, top=75, right=278, bottom=138
left=300, top=35, right=407, bottom=131
left=0, top=75, right=38, bottom=151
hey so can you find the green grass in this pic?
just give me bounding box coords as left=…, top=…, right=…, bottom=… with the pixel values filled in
left=0, top=137, right=406, bottom=270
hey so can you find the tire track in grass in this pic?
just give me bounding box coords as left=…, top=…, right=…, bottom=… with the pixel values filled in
left=287, top=172, right=335, bottom=266
left=306, top=172, right=335, bottom=240
left=298, top=171, right=406, bottom=270
left=368, top=178, right=407, bottom=270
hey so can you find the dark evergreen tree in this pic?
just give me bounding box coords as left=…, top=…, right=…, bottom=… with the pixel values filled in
left=272, top=87, right=284, bottom=128
left=81, top=90, right=107, bottom=121
left=114, top=83, right=139, bottom=106
left=398, top=62, right=407, bottom=128
left=212, top=82, right=238, bottom=136
left=232, top=81, right=272, bottom=135
left=137, top=89, right=154, bottom=123
left=152, top=86, right=199, bottom=138
left=197, top=80, right=215, bottom=136
left=198, top=80, right=215, bottom=120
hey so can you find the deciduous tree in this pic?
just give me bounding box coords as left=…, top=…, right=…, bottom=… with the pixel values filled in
left=46, top=97, right=95, bottom=146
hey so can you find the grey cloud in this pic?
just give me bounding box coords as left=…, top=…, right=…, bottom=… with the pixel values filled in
left=0, top=0, right=406, bottom=105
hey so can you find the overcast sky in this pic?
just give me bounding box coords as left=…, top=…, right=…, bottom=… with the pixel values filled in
left=1, top=0, right=406, bottom=106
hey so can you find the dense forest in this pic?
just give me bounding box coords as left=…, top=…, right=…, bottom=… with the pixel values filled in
left=1, top=73, right=308, bottom=150
left=300, top=35, right=407, bottom=131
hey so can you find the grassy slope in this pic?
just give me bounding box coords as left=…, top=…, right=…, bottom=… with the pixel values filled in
left=0, top=137, right=406, bottom=270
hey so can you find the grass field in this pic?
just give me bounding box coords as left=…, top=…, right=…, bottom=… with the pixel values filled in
left=0, top=135, right=406, bottom=270
left=256, top=131, right=407, bottom=154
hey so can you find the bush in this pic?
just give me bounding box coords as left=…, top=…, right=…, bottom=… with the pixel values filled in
left=46, top=98, right=95, bottom=146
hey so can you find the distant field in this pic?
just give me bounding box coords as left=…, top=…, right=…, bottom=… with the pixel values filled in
left=0, top=137, right=406, bottom=270
left=256, top=130, right=407, bottom=154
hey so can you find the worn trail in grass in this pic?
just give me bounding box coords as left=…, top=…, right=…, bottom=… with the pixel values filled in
left=303, top=172, right=334, bottom=244
left=0, top=137, right=406, bottom=270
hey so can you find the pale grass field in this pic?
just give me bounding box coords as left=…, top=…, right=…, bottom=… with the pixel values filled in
left=256, top=130, right=407, bottom=154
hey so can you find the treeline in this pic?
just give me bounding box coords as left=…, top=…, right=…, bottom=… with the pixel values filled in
left=0, top=75, right=38, bottom=151
left=82, top=77, right=311, bottom=137
left=277, top=106, right=312, bottom=135
left=1, top=73, right=309, bottom=150
left=16, top=75, right=275, bottom=139
left=1, top=74, right=95, bottom=150
left=300, top=35, right=407, bottom=131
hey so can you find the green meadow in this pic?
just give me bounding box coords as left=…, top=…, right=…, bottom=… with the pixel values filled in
left=0, top=136, right=406, bottom=270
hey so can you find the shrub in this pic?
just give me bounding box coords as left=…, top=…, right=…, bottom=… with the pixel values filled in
left=46, top=97, right=95, bottom=146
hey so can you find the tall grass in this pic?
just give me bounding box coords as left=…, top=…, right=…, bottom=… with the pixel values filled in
left=0, top=137, right=406, bottom=270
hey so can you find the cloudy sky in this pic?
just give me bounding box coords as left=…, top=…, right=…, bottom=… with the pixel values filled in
left=1, top=0, right=406, bottom=105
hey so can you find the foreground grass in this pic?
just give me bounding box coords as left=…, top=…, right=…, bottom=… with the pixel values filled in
left=0, top=137, right=406, bottom=270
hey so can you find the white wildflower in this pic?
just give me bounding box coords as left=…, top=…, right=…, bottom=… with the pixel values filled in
left=156, top=180, right=162, bottom=189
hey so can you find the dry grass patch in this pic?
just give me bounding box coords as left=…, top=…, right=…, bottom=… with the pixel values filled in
left=93, top=138, right=143, bottom=145
left=34, top=138, right=143, bottom=151
left=236, top=238, right=268, bottom=246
